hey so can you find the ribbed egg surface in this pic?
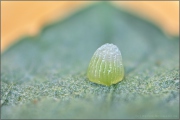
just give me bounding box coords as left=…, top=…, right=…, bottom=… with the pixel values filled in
left=87, top=43, right=124, bottom=86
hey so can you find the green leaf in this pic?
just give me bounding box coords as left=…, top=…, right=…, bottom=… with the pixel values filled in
left=1, top=2, right=179, bottom=119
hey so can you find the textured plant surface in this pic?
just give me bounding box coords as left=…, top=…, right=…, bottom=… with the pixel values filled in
left=1, top=2, right=179, bottom=119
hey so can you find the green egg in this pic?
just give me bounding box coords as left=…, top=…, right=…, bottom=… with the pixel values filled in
left=87, top=43, right=124, bottom=86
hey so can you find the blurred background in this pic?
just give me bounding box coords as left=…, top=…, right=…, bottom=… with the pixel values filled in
left=1, top=1, right=179, bottom=52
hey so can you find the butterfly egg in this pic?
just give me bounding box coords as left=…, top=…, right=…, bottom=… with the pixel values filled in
left=87, top=43, right=124, bottom=86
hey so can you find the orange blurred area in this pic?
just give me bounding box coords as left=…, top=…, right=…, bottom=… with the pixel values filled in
left=114, top=1, right=179, bottom=36
left=1, top=1, right=179, bottom=52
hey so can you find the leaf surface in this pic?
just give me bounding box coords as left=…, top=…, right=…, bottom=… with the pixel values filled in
left=1, top=2, right=179, bottom=119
